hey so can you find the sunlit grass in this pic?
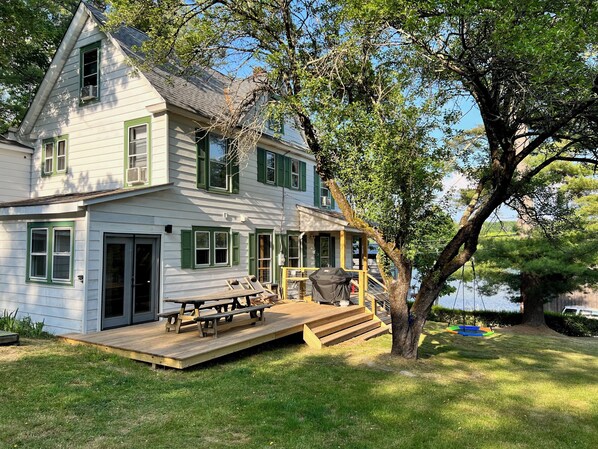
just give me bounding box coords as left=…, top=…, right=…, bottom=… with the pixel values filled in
left=1, top=322, right=597, bottom=449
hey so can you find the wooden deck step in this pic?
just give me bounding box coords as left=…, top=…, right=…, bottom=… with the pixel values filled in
left=310, top=312, right=374, bottom=338
left=303, top=305, right=387, bottom=349
left=319, top=320, right=382, bottom=347
left=305, top=305, right=366, bottom=329
left=352, top=324, right=390, bottom=342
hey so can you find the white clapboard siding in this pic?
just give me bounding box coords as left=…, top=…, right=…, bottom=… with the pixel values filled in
left=0, top=149, right=31, bottom=202
left=30, top=17, right=165, bottom=198
left=0, top=218, right=87, bottom=335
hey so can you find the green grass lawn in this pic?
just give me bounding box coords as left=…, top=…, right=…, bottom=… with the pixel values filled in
left=1, top=322, right=597, bottom=449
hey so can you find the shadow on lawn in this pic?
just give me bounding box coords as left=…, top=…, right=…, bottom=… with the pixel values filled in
left=2, top=331, right=598, bottom=449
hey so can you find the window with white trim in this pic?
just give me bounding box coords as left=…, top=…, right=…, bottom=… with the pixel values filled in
left=42, top=136, right=68, bottom=176
left=214, top=232, right=229, bottom=265
left=27, top=222, right=74, bottom=284
left=189, top=227, right=233, bottom=268
left=265, top=151, right=276, bottom=184
left=195, top=231, right=210, bottom=266
left=287, top=234, right=300, bottom=268
left=291, top=158, right=300, bottom=189
left=125, top=117, right=151, bottom=186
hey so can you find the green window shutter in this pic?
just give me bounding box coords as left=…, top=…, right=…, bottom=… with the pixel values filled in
left=229, top=140, right=240, bottom=194
left=232, top=232, right=240, bottom=265
left=300, top=161, right=307, bottom=192
left=181, top=229, right=193, bottom=269
left=257, top=147, right=266, bottom=183
left=276, top=153, right=285, bottom=187
left=313, top=166, right=321, bottom=207
left=330, top=237, right=336, bottom=267
left=314, top=236, right=321, bottom=268
left=248, top=233, right=256, bottom=276
left=196, top=130, right=208, bottom=189
left=284, top=156, right=292, bottom=188
left=274, top=234, right=281, bottom=283
left=330, top=193, right=336, bottom=210
left=302, top=234, right=307, bottom=267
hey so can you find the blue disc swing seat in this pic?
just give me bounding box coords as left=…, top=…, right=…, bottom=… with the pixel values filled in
left=445, top=259, right=494, bottom=337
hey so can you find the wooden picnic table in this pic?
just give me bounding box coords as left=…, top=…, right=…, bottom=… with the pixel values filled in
left=161, top=288, right=263, bottom=333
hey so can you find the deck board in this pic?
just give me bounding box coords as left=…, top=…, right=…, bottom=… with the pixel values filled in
left=60, top=302, right=354, bottom=369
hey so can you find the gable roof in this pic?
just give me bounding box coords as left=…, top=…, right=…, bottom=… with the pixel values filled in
left=20, top=2, right=302, bottom=148
left=86, top=3, right=240, bottom=122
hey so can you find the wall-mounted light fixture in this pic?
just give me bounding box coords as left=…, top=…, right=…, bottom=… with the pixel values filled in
left=164, top=224, right=173, bottom=234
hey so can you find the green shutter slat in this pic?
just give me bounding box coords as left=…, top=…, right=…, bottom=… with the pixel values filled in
left=276, top=153, right=285, bottom=187
left=330, top=237, right=336, bottom=267
left=248, top=233, right=256, bottom=276
left=300, top=161, right=307, bottom=191
left=257, top=147, right=266, bottom=183
left=313, top=166, right=321, bottom=207
left=236, top=234, right=241, bottom=265
left=284, top=157, right=292, bottom=188
left=181, top=229, right=193, bottom=269
left=314, top=236, right=321, bottom=268
left=229, top=141, right=240, bottom=194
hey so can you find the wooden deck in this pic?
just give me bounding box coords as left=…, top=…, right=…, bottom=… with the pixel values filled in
left=60, top=302, right=354, bottom=369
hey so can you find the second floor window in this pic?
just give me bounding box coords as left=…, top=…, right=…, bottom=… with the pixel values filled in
left=196, top=130, right=239, bottom=194
left=42, top=136, right=68, bottom=176
left=314, top=166, right=335, bottom=210
left=257, top=147, right=306, bottom=191
left=125, top=117, right=151, bottom=186
left=209, top=135, right=228, bottom=190
left=265, top=151, right=276, bottom=184
left=291, top=159, right=300, bottom=189
left=80, top=41, right=101, bottom=102
left=44, top=142, right=53, bottom=175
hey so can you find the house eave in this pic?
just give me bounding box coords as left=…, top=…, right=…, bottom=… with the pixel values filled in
left=0, top=142, right=33, bottom=154
left=297, top=205, right=362, bottom=233
left=0, top=184, right=173, bottom=218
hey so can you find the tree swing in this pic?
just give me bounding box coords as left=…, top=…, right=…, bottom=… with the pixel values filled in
left=446, top=259, right=494, bottom=337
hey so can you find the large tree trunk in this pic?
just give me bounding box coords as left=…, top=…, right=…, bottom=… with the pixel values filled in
left=388, top=256, right=422, bottom=359
left=521, top=272, right=546, bottom=327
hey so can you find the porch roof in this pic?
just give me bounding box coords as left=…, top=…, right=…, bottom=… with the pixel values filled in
left=297, top=205, right=363, bottom=233
left=0, top=184, right=172, bottom=217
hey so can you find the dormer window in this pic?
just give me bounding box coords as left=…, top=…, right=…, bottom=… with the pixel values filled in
left=80, top=41, right=101, bottom=103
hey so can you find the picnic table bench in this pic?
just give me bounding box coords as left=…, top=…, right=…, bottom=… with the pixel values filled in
left=161, top=289, right=263, bottom=334
left=157, top=299, right=236, bottom=333
left=194, top=304, right=272, bottom=338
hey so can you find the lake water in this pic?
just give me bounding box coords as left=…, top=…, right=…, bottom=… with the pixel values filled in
left=436, top=284, right=520, bottom=312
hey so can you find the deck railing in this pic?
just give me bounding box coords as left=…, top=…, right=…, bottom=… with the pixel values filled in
left=280, top=267, right=381, bottom=312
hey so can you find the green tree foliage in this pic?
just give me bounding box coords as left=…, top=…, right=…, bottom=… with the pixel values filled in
left=0, top=0, right=80, bottom=134
left=106, top=0, right=598, bottom=358
left=474, top=162, right=598, bottom=326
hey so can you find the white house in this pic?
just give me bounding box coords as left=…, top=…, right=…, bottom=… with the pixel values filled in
left=0, top=2, right=365, bottom=335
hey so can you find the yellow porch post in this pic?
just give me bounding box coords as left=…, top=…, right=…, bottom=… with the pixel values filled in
left=361, top=236, right=368, bottom=273
left=340, top=230, right=346, bottom=269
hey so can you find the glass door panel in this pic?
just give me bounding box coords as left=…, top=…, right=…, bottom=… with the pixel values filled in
left=102, top=235, right=158, bottom=329
left=258, top=234, right=272, bottom=284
